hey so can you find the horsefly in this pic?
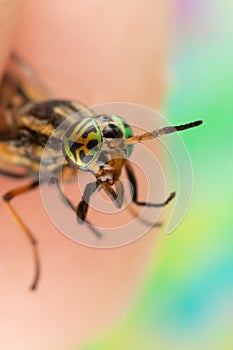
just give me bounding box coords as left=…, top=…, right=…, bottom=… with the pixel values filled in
left=0, top=54, right=203, bottom=290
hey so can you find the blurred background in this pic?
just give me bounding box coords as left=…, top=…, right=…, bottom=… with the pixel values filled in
left=78, top=1, right=233, bottom=349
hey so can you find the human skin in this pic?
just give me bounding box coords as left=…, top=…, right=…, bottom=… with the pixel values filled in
left=0, top=1, right=170, bottom=349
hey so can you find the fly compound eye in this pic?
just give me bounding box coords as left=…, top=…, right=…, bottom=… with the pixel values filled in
left=110, top=114, right=134, bottom=158
left=102, top=123, right=123, bottom=139
left=62, top=118, right=102, bottom=170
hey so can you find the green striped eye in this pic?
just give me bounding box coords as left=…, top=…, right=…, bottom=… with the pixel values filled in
left=110, top=114, right=133, bottom=157
left=62, top=118, right=102, bottom=170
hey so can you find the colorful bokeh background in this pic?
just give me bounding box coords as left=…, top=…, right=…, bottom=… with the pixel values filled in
left=78, top=1, right=233, bottom=349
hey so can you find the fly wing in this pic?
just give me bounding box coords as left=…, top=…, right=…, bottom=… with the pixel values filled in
left=0, top=53, right=51, bottom=140
left=6, top=53, right=50, bottom=103
left=0, top=53, right=95, bottom=137
left=0, top=53, right=51, bottom=174
left=0, top=72, right=18, bottom=139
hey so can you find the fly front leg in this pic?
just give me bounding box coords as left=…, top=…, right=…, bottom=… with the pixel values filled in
left=49, top=177, right=76, bottom=210
left=125, top=162, right=175, bottom=207
left=76, top=181, right=102, bottom=237
left=50, top=178, right=102, bottom=238
left=101, top=180, right=124, bottom=209
left=0, top=169, right=29, bottom=178
left=3, top=179, right=40, bottom=290
left=77, top=181, right=101, bottom=223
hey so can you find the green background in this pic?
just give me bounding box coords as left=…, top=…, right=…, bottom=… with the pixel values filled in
left=78, top=1, right=233, bottom=349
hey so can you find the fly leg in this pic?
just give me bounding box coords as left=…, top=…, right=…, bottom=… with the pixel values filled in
left=125, top=162, right=175, bottom=227
left=101, top=179, right=162, bottom=229
left=49, top=177, right=76, bottom=210
left=0, top=169, right=29, bottom=178
left=101, top=180, right=124, bottom=209
left=50, top=178, right=102, bottom=238
left=3, top=179, right=40, bottom=290
left=76, top=181, right=102, bottom=237
left=125, top=162, right=175, bottom=207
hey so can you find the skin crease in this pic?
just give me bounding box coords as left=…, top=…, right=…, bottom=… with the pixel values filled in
left=0, top=1, right=170, bottom=349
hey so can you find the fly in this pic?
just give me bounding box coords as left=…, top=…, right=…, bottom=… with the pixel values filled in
left=0, top=54, right=203, bottom=290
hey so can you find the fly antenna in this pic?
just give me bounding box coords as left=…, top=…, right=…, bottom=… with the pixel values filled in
left=123, top=120, right=203, bottom=146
